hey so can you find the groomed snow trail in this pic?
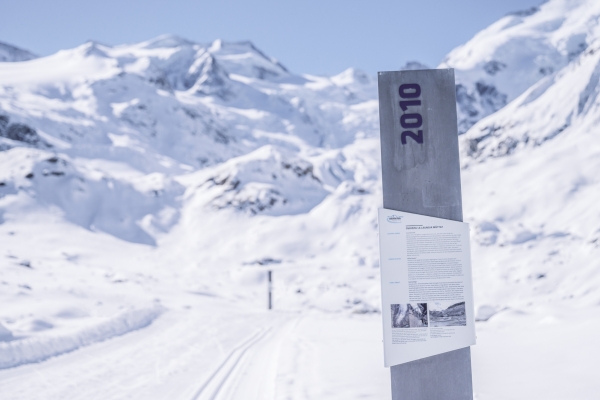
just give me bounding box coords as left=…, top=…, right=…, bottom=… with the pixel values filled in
left=191, top=312, right=391, bottom=400
left=0, top=297, right=293, bottom=400
left=192, top=319, right=297, bottom=400
left=0, top=297, right=391, bottom=400
left=1, top=298, right=599, bottom=399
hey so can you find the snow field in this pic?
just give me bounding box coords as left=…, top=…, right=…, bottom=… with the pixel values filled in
left=0, top=297, right=392, bottom=400
left=0, top=0, right=600, bottom=398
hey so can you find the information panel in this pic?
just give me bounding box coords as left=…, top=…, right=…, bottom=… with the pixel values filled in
left=378, top=208, right=476, bottom=367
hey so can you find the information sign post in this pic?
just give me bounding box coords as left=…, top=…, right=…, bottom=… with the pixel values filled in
left=377, top=69, right=474, bottom=400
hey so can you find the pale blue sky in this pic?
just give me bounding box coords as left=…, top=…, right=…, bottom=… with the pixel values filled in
left=2, top=0, right=542, bottom=75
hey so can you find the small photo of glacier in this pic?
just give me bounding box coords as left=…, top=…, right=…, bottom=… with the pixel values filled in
left=429, top=301, right=467, bottom=327
left=390, top=303, right=428, bottom=328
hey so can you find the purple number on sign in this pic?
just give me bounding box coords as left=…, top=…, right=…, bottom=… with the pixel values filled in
left=398, top=83, right=423, bottom=145
left=399, top=84, right=421, bottom=98
left=399, top=100, right=421, bottom=111
left=400, top=113, right=422, bottom=129
left=401, top=130, right=423, bottom=144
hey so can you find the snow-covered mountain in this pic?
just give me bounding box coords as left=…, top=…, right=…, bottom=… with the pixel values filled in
left=0, top=35, right=378, bottom=244
left=443, top=0, right=600, bottom=133
left=0, top=34, right=382, bottom=329
left=1, top=0, right=599, bottom=397
left=0, top=42, right=37, bottom=63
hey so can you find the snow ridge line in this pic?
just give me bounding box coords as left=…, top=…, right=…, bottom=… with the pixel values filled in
left=191, top=326, right=274, bottom=400
left=0, top=306, right=164, bottom=370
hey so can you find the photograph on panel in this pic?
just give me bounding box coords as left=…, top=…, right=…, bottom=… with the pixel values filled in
left=428, top=301, right=467, bottom=327
left=390, top=303, right=428, bottom=328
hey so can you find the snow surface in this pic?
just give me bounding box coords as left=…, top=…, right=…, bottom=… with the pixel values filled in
left=441, top=0, right=600, bottom=133
left=1, top=0, right=600, bottom=398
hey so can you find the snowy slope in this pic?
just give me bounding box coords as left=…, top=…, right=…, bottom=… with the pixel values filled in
left=459, top=30, right=600, bottom=322
left=1, top=0, right=600, bottom=398
left=0, top=42, right=37, bottom=63
left=441, top=0, right=600, bottom=133
left=0, top=33, right=383, bottom=369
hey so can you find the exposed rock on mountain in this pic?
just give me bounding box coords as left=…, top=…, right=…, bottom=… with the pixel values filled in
left=0, top=41, right=37, bottom=62
left=0, top=114, right=46, bottom=148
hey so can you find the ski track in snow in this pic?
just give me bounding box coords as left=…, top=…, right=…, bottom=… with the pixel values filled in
left=0, top=303, right=392, bottom=400
left=0, top=299, right=290, bottom=400
left=0, top=296, right=598, bottom=399
left=191, top=326, right=276, bottom=400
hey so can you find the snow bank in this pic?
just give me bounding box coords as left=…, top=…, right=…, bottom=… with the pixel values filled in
left=0, top=307, right=163, bottom=369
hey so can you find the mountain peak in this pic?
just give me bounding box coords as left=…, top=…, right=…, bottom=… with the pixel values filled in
left=75, top=41, right=112, bottom=58
left=209, top=39, right=224, bottom=51
left=330, top=68, right=371, bottom=86
left=201, top=40, right=289, bottom=80
left=400, top=61, right=430, bottom=71
left=140, top=34, right=197, bottom=49
left=0, top=41, right=37, bottom=62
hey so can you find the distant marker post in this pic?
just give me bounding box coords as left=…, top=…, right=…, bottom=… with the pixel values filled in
left=268, top=270, right=272, bottom=310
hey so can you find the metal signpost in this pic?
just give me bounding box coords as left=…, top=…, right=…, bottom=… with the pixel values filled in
left=268, top=270, right=272, bottom=310
left=377, top=69, right=473, bottom=400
